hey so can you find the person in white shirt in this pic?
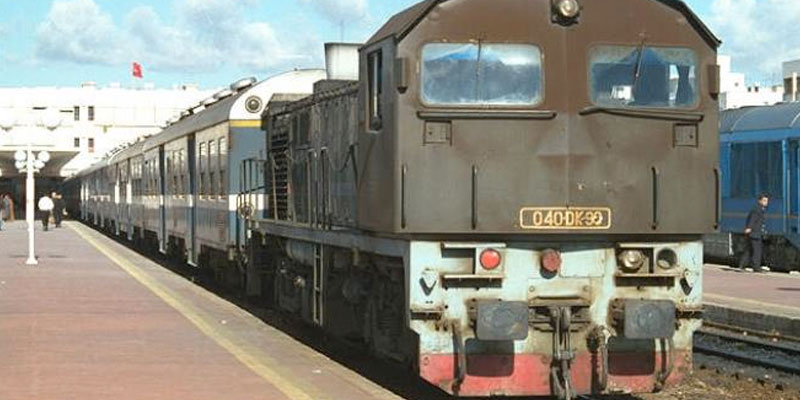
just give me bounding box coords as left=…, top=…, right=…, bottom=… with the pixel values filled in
left=38, top=195, right=54, bottom=231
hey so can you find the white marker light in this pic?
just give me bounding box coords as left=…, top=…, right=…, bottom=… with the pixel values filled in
left=556, top=0, right=580, bottom=19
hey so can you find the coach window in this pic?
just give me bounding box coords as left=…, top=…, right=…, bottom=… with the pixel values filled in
left=169, top=154, right=176, bottom=196
left=368, top=50, right=383, bottom=130
left=731, top=142, right=782, bottom=199
left=199, top=142, right=206, bottom=197
left=180, top=149, right=187, bottom=197
left=219, top=137, right=227, bottom=199
left=147, top=161, right=153, bottom=196
left=73, top=106, right=80, bottom=121
left=88, top=106, right=95, bottom=121
left=590, top=46, right=698, bottom=108
left=421, top=43, right=543, bottom=106
left=209, top=140, right=217, bottom=197
left=145, top=161, right=150, bottom=195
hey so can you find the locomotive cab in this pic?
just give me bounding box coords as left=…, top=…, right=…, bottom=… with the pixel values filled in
left=357, top=0, right=719, bottom=236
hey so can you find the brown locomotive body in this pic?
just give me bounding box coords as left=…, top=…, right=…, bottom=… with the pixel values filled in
left=253, top=0, right=720, bottom=397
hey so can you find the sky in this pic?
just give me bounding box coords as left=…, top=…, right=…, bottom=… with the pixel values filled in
left=0, top=0, right=795, bottom=89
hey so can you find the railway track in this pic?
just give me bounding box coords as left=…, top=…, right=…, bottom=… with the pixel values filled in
left=694, top=324, right=800, bottom=375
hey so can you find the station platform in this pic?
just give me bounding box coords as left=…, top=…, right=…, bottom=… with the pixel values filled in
left=703, top=264, right=800, bottom=338
left=0, top=221, right=402, bottom=400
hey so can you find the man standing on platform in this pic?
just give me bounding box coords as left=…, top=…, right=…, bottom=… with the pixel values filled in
left=53, top=192, right=64, bottom=228
left=38, top=194, right=54, bottom=232
left=739, top=193, right=769, bottom=273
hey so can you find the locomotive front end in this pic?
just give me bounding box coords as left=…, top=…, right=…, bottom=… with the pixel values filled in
left=407, top=240, right=703, bottom=397
left=358, top=0, right=719, bottom=397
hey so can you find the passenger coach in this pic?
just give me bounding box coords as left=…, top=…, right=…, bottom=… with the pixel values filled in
left=67, top=70, right=326, bottom=280
left=705, top=103, right=800, bottom=272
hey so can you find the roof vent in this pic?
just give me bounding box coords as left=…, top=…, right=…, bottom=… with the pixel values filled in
left=214, top=88, right=234, bottom=100
left=202, top=97, right=217, bottom=107
left=325, top=43, right=360, bottom=81
left=230, top=77, right=257, bottom=91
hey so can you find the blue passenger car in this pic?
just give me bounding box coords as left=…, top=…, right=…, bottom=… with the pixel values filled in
left=706, top=103, right=800, bottom=271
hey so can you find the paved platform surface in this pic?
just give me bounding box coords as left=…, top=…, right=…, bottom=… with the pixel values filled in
left=704, top=264, right=800, bottom=318
left=703, top=264, right=800, bottom=338
left=0, top=221, right=402, bottom=400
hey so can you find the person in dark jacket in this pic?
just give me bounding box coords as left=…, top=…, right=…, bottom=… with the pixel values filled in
left=53, top=192, right=65, bottom=228
left=738, top=193, right=769, bottom=272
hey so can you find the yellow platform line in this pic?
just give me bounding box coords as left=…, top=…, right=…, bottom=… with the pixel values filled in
left=68, top=222, right=317, bottom=400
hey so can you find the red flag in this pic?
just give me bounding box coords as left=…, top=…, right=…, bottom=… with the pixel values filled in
left=132, top=62, right=143, bottom=78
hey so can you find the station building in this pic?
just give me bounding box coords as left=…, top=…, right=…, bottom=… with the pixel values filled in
left=784, top=59, right=800, bottom=102
left=0, top=82, right=214, bottom=216
left=719, top=55, right=784, bottom=110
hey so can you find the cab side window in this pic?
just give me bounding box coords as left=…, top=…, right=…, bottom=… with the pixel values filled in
left=368, top=50, right=383, bottom=130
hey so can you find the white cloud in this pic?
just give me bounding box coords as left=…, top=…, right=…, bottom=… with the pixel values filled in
left=35, top=0, right=127, bottom=65
left=708, top=0, right=800, bottom=81
left=35, top=0, right=316, bottom=74
left=301, top=0, right=368, bottom=23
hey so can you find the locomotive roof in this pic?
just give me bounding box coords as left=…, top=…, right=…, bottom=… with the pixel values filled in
left=720, top=103, right=800, bottom=134
left=365, top=0, right=720, bottom=49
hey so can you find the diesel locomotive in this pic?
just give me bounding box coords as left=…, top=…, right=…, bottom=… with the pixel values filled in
left=66, top=0, right=721, bottom=398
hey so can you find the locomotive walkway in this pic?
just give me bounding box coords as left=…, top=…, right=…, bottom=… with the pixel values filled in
left=0, top=221, right=401, bottom=400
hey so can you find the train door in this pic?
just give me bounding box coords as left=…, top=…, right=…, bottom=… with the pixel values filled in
left=126, top=160, right=134, bottom=241
left=158, top=146, right=167, bottom=254
left=792, top=141, right=800, bottom=235
left=114, top=165, right=121, bottom=236
left=93, top=173, right=99, bottom=226
left=187, top=136, right=197, bottom=266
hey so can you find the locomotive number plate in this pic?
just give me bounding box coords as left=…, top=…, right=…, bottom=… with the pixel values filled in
left=519, top=207, right=612, bottom=230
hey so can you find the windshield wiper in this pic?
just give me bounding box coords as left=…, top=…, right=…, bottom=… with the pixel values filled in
left=631, top=38, right=647, bottom=93
left=579, top=106, right=704, bottom=122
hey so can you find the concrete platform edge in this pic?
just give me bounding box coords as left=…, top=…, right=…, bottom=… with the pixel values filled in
left=704, top=303, right=800, bottom=339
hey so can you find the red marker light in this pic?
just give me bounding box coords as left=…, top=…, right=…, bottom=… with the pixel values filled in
left=479, top=248, right=502, bottom=270
left=541, top=249, right=562, bottom=274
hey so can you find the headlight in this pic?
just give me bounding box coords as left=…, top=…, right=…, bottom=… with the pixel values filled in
left=245, top=96, right=263, bottom=113
left=619, top=250, right=645, bottom=272
left=555, top=0, right=580, bottom=19
left=656, top=249, right=678, bottom=270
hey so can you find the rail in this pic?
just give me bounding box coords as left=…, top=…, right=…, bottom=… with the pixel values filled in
left=694, top=325, right=800, bottom=375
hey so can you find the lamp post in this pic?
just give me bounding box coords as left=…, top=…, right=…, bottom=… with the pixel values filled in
left=14, top=146, right=49, bottom=266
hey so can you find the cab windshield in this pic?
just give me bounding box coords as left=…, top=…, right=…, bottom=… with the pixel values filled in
left=421, top=43, right=543, bottom=106
left=589, top=45, right=698, bottom=109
